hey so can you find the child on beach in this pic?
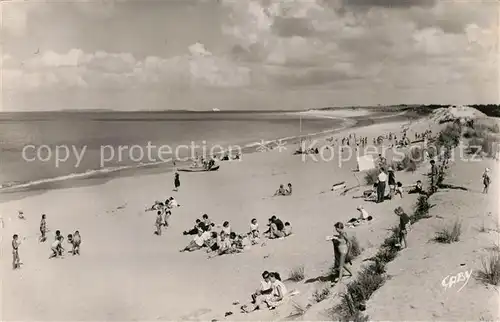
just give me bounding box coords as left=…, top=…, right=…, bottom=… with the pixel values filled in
left=155, top=211, right=163, bottom=236
left=286, top=183, right=293, bottom=195
left=12, top=234, right=21, bottom=269
left=202, top=214, right=212, bottom=227
left=221, top=221, right=231, bottom=235
left=40, top=214, right=47, bottom=242
left=327, top=222, right=353, bottom=283
left=394, top=206, right=410, bottom=249
left=164, top=210, right=172, bottom=228
left=73, top=231, right=81, bottom=255
left=50, top=231, right=64, bottom=259
left=274, top=184, right=287, bottom=196
left=482, top=168, right=491, bottom=194
left=249, top=218, right=260, bottom=244
left=395, top=182, right=404, bottom=198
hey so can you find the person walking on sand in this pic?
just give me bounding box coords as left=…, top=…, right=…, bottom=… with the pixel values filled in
left=394, top=206, right=410, bottom=249
left=12, top=234, right=21, bottom=269
left=327, top=222, right=353, bottom=283
left=173, top=172, right=180, bottom=192
left=39, top=214, right=47, bottom=242
left=482, top=168, right=491, bottom=194
left=377, top=168, right=387, bottom=203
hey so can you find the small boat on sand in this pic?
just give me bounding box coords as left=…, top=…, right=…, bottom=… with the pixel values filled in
left=178, top=165, right=220, bottom=172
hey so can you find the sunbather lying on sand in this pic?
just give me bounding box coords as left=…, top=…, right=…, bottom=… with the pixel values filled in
left=180, top=228, right=210, bottom=252
left=346, top=206, right=373, bottom=227
left=241, top=272, right=287, bottom=313
left=408, top=180, right=428, bottom=196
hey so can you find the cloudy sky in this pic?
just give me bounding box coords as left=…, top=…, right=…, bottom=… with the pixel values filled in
left=1, top=0, right=498, bottom=111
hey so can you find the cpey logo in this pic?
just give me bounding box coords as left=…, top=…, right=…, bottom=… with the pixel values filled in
left=441, top=270, right=473, bottom=292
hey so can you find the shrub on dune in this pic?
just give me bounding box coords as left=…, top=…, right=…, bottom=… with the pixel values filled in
left=312, top=285, right=331, bottom=303
left=478, top=251, right=500, bottom=286
left=432, top=219, right=462, bottom=244
left=288, top=265, right=305, bottom=282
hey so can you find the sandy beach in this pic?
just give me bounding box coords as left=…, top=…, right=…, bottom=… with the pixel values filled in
left=1, top=108, right=499, bottom=321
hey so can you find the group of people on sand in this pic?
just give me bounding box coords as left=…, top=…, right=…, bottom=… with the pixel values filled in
left=274, top=183, right=292, bottom=196
left=148, top=197, right=180, bottom=236
left=180, top=214, right=292, bottom=257
left=241, top=271, right=287, bottom=313
left=11, top=213, right=82, bottom=269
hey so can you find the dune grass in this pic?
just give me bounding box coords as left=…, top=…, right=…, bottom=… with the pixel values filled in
left=288, top=265, right=305, bottom=282
left=312, top=284, right=331, bottom=303
left=432, top=219, right=462, bottom=244
left=477, top=251, right=500, bottom=286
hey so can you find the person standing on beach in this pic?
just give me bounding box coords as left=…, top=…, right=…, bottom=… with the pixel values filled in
left=394, top=207, right=410, bottom=249
left=73, top=231, right=81, bottom=255
left=174, top=172, right=180, bottom=192
left=387, top=167, right=396, bottom=199
left=39, top=214, right=47, bottom=242
left=155, top=211, right=163, bottom=236
left=12, top=234, right=21, bottom=269
left=377, top=168, right=387, bottom=203
left=429, top=160, right=438, bottom=193
left=482, top=168, right=491, bottom=194
left=327, top=222, right=352, bottom=283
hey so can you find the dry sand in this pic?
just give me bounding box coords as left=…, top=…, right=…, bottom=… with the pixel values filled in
left=1, top=110, right=498, bottom=321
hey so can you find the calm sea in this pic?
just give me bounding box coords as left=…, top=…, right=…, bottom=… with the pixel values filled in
left=0, top=111, right=344, bottom=193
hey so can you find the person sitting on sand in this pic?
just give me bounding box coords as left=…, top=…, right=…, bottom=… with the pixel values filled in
left=327, top=222, right=353, bottom=283
left=18, top=210, right=25, bottom=220
left=202, top=214, right=212, bottom=227
left=183, top=219, right=202, bottom=235
left=265, top=216, right=285, bottom=239
left=249, top=218, right=260, bottom=244
left=251, top=271, right=273, bottom=303
left=283, top=222, right=292, bottom=237
left=274, top=184, right=287, bottom=196
left=205, top=232, right=220, bottom=253
left=408, top=180, right=426, bottom=195
left=242, top=272, right=287, bottom=313
left=40, top=214, right=47, bottom=242
left=482, top=168, right=491, bottom=194
left=285, top=183, right=292, bottom=195
left=221, top=221, right=231, bottom=235
left=394, top=206, right=410, bottom=249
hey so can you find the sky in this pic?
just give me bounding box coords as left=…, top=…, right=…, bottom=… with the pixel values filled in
left=1, top=0, right=498, bottom=111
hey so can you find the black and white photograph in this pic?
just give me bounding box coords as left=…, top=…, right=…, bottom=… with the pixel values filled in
left=1, top=0, right=499, bottom=320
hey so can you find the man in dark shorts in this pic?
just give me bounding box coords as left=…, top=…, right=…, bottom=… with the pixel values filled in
left=40, top=214, right=47, bottom=242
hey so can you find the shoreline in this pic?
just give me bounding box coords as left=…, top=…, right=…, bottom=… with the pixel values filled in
left=0, top=110, right=406, bottom=203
